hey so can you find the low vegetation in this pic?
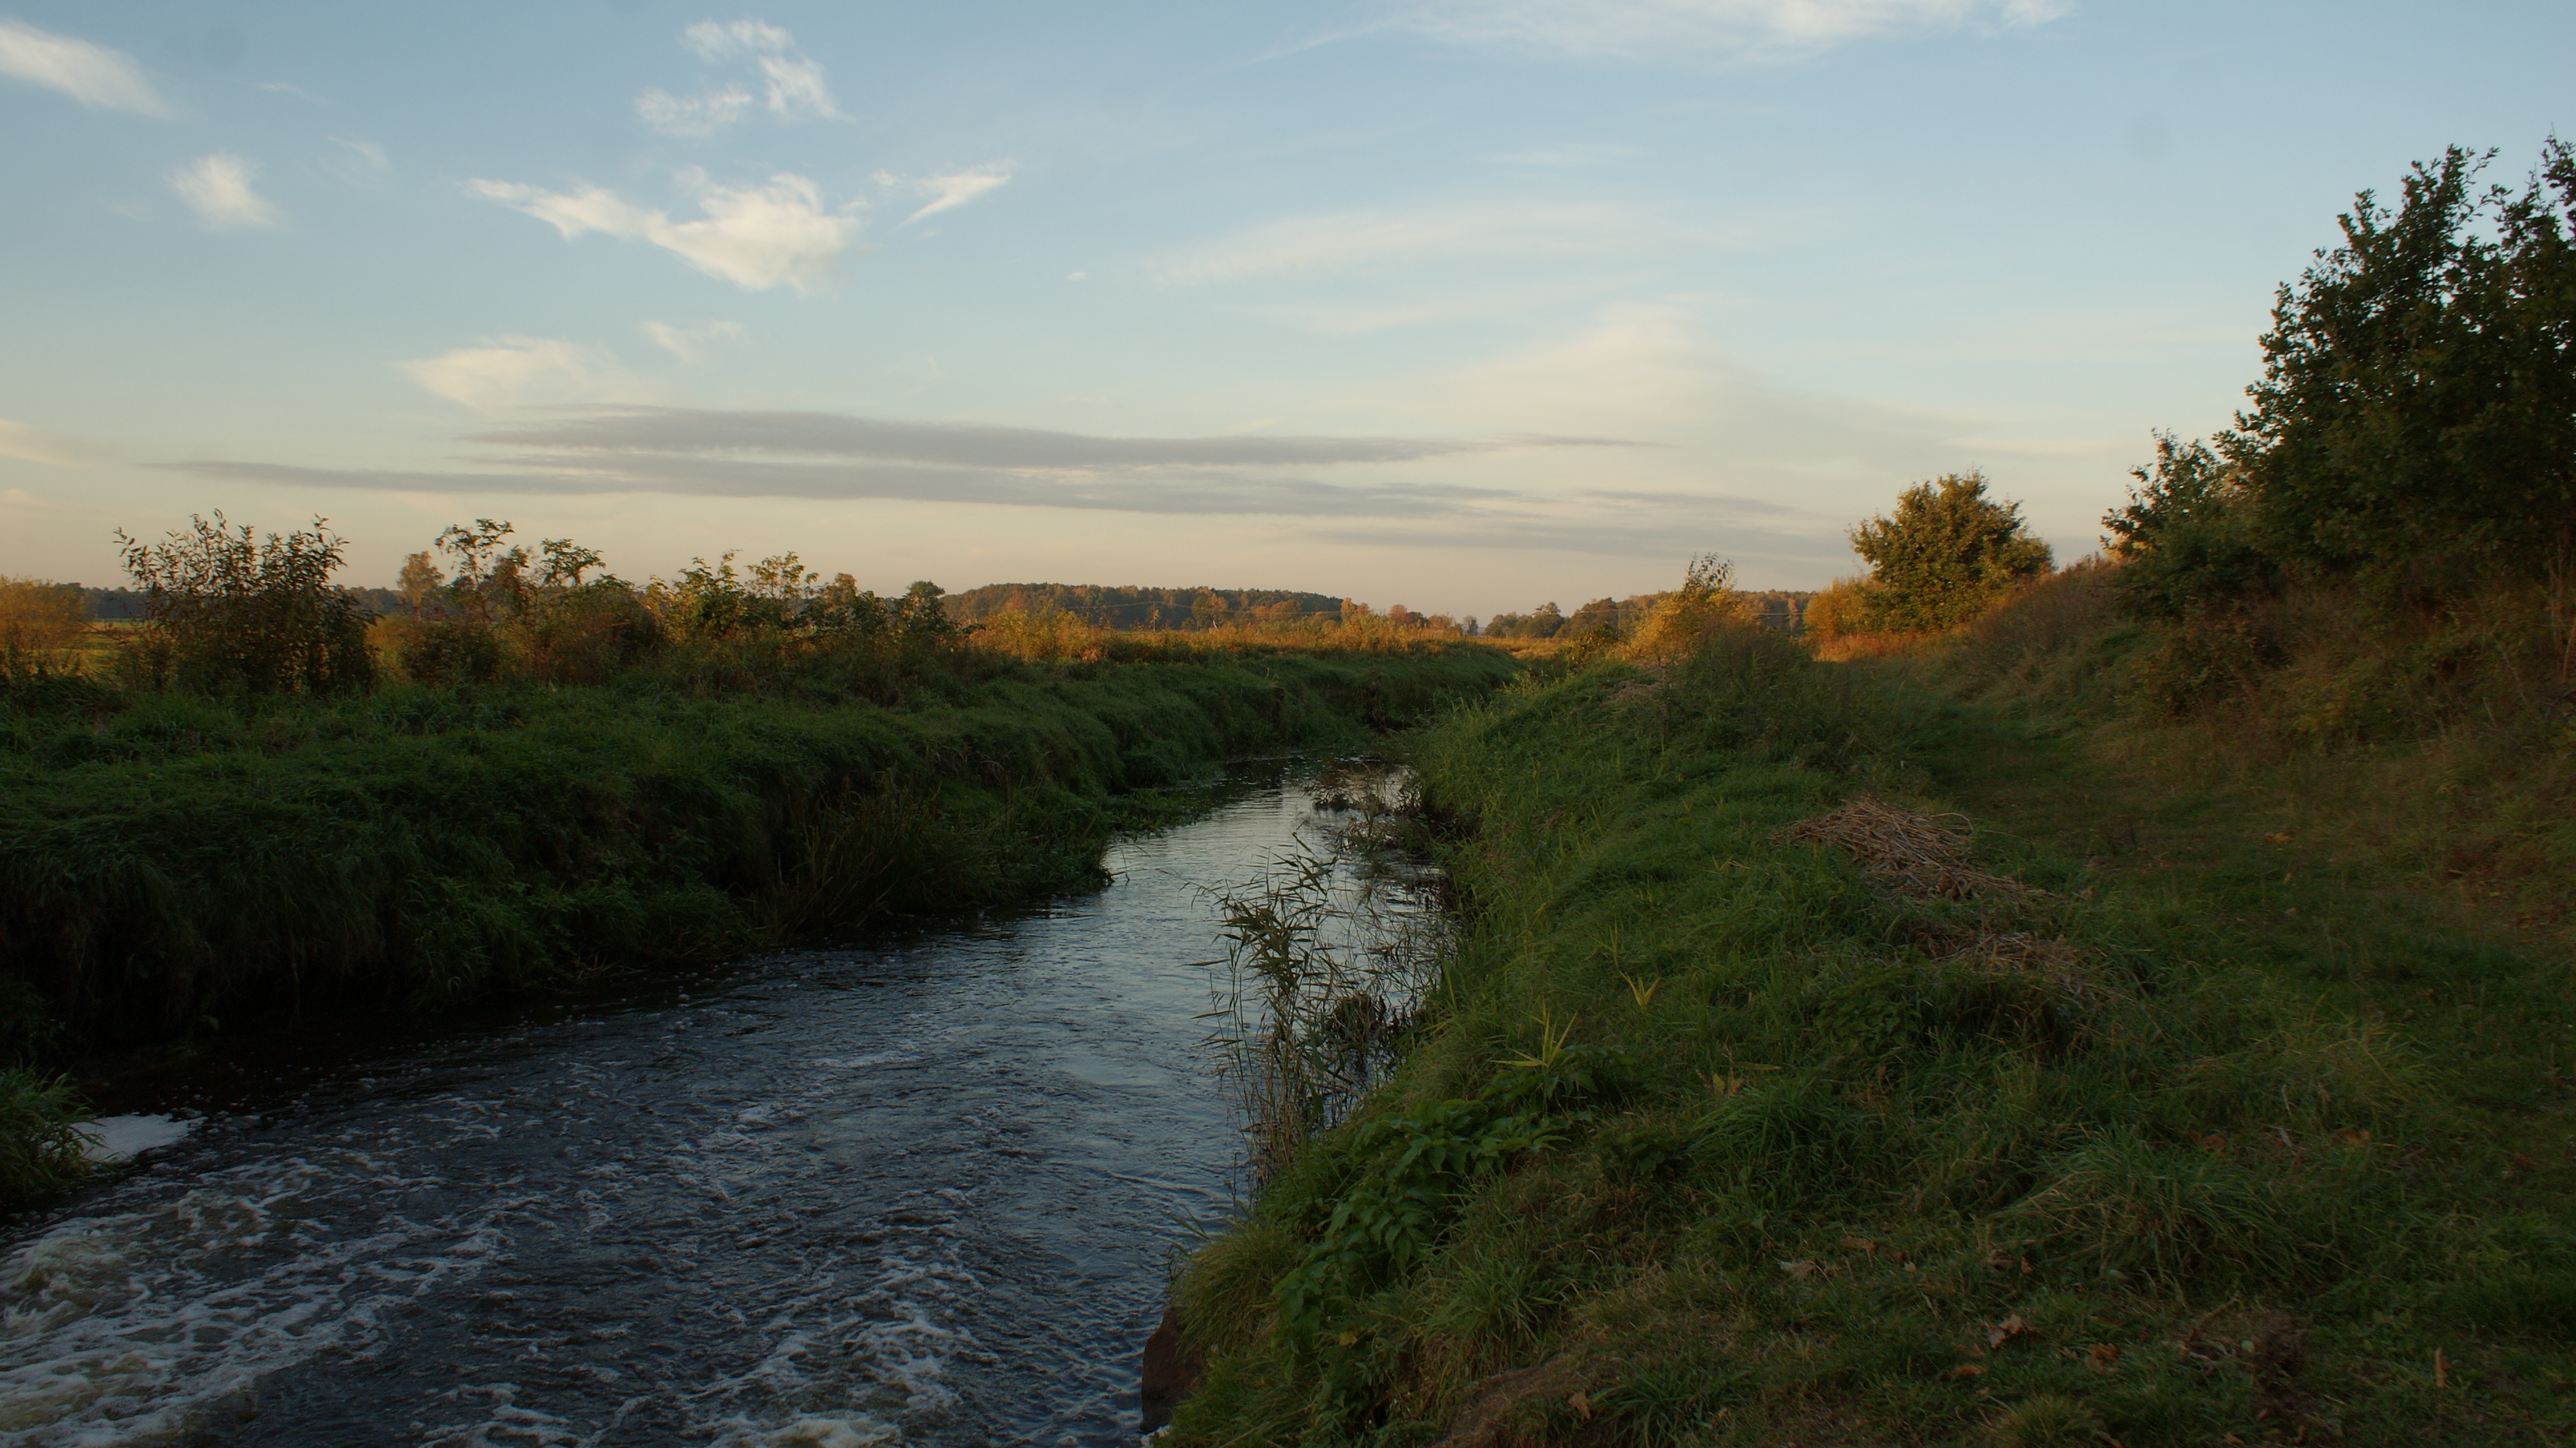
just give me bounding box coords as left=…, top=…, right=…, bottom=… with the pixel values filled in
left=1167, top=598, right=2573, bottom=1445
left=1162, top=140, right=2575, bottom=1445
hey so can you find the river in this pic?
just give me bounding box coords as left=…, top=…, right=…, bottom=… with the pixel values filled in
left=1, top=765, right=1384, bottom=1447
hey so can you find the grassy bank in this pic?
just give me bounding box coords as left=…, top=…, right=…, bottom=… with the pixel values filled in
left=0, top=645, right=1516, bottom=1071
left=1166, top=625, right=2574, bottom=1445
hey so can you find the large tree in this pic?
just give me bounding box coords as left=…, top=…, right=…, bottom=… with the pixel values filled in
left=1849, top=471, right=2053, bottom=630
left=2229, top=142, right=2576, bottom=588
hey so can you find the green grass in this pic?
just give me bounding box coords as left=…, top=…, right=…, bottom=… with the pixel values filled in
left=1166, top=626, right=2576, bottom=1445
left=0, top=1067, right=90, bottom=1200
left=0, top=645, right=1518, bottom=1065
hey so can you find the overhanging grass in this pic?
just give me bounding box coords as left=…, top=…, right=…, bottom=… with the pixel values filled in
left=1168, top=629, right=2575, bottom=1445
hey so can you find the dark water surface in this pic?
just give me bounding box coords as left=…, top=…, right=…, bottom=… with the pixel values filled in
left=1, top=773, right=1345, bottom=1447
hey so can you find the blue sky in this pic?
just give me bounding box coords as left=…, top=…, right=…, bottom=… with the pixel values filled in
left=1, top=1, right=2567, bottom=612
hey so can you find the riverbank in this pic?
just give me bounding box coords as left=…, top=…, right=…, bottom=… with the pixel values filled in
left=0, top=767, right=1368, bottom=1443
left=1164, top=626, right=2575, bottom=1445
left=0, top=645, right=1520, bottom=1200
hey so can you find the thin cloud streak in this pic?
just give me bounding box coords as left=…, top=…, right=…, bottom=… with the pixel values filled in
left=158, top=456, right=1516, bottom=518
left=1396, top=0, right=2070, bottom=63
left=466, top=406, right=1633, bottom=470
left=894, top=167, right=1013, bottom=224
left=158, top=406, right=1658, bottom=529
left=0, top=17, right=170, bottom=115
left=0, top=419, right=117, bottom=466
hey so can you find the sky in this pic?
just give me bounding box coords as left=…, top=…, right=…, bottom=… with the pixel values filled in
left=1, top=1, right=2567, bottom=614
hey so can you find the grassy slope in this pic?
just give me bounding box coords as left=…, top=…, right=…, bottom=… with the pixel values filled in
left=0, top=646, right=1518, bottom=1058
left=1170, top=628, right=2575, bottom=1446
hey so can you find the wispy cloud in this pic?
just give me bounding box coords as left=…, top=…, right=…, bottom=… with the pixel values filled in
left=333, top=135, right=389, bottom=170
left=1160, top=202, right=1655, bottom=285
left=464, top=406, right=1591, bottom=469
left=170, top=153, right=279, bottom=229
left=876, top=166, right=1013, bottom=224
left=395, top=338, right=652, bottom=413
left=637, top=19, right=840, bottom=136
left=1395, top=0, right=2069, bottom=63
left=0, top=17, right=169, bottom=115
left=469, top=173, right=857, bottom=291
left=641, top=319, right=744, bottom=361
left=635, top=86, right=752, bottom=137
left=0, top=419, right=116, bottom=466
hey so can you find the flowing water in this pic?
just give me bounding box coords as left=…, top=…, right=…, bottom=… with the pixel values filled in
left=1, top=768, right=1382, bottom=1447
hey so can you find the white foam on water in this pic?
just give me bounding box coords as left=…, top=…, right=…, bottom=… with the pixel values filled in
left=811, top=1053, right=913, bottom=1071
left=0, top=1150, right=517, bottom=1447
left=69, top=1117, right=192, bottom=1166
left=0, top=777, right=1361, bottom=1445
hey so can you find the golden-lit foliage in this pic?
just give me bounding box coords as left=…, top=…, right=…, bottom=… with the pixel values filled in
left=1621, top=554, right=1758, bottom=665
left=968, top=604, right=1474, bottom=663
left=0, top=577, right=85, bottom=670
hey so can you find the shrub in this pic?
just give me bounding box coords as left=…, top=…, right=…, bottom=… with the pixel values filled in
left=1623, top=554, right=1755, bottom=664
left=1800, top=578, right=1870, bottom=639
left=396, top=618, right=509, bottom=687
left=1848, top=471, right=2053, bottom=631
left=2102, top=433, right=2278, bottom=621
left=0, top=576, right=84, bottom=679
left=115, top=512, right=376, bottom=695
left=521, top=582, right=663, bottom=684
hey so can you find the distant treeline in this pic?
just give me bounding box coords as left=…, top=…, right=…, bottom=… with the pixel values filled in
left=1484, top=590, right=1812, bottom=639
left=71, top=584, right=415, bottom=621
left=945, top=583, right=1347, bottom=630
left=953, top=582, right=1815, bottom=639
left=67, top=578, right=1814, bottom=639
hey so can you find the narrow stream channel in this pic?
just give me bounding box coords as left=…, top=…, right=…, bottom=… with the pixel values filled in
left=2, top=765, right=1375, bottom=1447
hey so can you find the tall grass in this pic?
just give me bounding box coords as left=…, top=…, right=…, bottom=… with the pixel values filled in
left=0, top=649, right=1518, bottom=1063
left=1921, top=563, right=2575, bottom=935
left=1164, top=617, right=2575, bottom=1445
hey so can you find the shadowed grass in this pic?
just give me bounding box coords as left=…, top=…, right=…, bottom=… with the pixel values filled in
left=0, top=647, right=1519, bottom=1065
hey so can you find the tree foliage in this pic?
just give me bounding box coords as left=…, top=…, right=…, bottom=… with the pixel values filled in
left=1848, top=471, right=2052, bottom=631
left=116, top=513, right=375, bottom=695
left=2102, top=433, right=2277, bottom=622
left=2229, top=141, right=2576, bottom=590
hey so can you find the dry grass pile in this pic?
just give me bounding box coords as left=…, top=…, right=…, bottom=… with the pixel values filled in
left=1776, top=797, right=2116, bottom=997
left=1771, top=795, right=2038, bottom=902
